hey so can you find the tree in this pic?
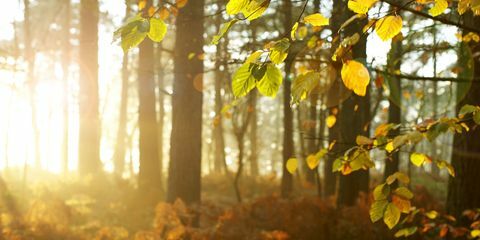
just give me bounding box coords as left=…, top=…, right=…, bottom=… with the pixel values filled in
left=137, top=0, right=162, bottom=198
left=280, top=0, right=294, bottom=199
left=61, top=0, right=71, bottom=174
left=446, top=14, right=480, bottom=220
left=113, top=1, right=132, bottom=177
left=78, top=0, right=101, bottom=175
left=167, top=0, right=205, bottom=205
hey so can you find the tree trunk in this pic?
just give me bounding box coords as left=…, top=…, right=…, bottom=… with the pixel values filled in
left=79, top=0, right=101, bottom=175
left=138, top=0, right=161, bottom=199
left=24, top=0, right=41, bottom=169
left=446, top=14, right=480, bottom=220
left=384, top=26, right=402, bottom=184
left=336, top=1, right=370, bottom=207
left=113, top=1, right=131, bottom=177
left=249, top=92, right=259, bottom=176
left=61, top=0, right=71, bottom=174
left=167, top=0, right=204, bottom=205
left=155, top=42, right=164, bottom=189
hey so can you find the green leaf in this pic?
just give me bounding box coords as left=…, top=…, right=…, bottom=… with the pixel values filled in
left=269, top=38, right=290, bottom=64
left=384, top=203, right=401, bottom=229
left=394, top=227, right=417, bottom=238
left=332, top=158, right=343, bottom=172
left=148, top=18, right=167, bottom=42
left=370, top=199, right=388, bottom=222
left=474, top=112, right=480, bottom=125
left=291, top=71, right=321, bottom=103
left=121, top=27, right=148, bottom=52
left=373, top=183, right=390, bottom=201
left=394, top=187, right=413, bottom=200
left=232, top=63, right=256, bottom=97
left=226, top=0, right=248, bottom=15
left=245, top=50, right=264, bottom=64
left=211, top=19, right=238, bottom=45
left=256, top=64, right=283, bottom=97
left=459, top=104, right=478, bottom=115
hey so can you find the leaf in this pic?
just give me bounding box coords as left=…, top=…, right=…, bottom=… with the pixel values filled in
left=394, top=187, right=414, bottom=200
left=306, top=154, right=320, bottom=169
left=290, top=22, right=299, bottom=40
left=270, top=38, right=290, bottom=64
left=384, top=203, right=401, bottom=229
left=176, top=0, right=188, bottom=8
left=341, top=60, right=370, bottom=96
left=245, top=50, right=263, bottom=63
left=459, top=104, right=478, bottom=115
left=226, top=0, right=248, bottom=15
left=348, top=0, right=378, bottom=14
left=410, top=153, right=426, bottom=167
left=458, top=0, right=470, bottom=15
left=429, top=0, right=448, bottom=16
left=148, top=18, right=167, bottom=42
left=471, top=229, right=480, bottom=238
left=375, top=16, right=403, bottom=41
left=373, top=183, right=390, bottom=201
left=474, top=112, right=480, bottom=124
left=138, top=0, right=147, bottom=10
left=332, top=157, right=343, bottom=172
left=286, top=158, right=298, bottom=174
left=385, top=142, right=394, bottom=153
left=256, top=64, right=283, bottom=97
left=326, top=115, right=337, bottom=128
left=304, top=13, right=329, bottom=26
left=394, top=227, right=418, bottom=238
left=291, top=71, right=321, bottom=103
left=211, top=19, right=238, bottom=45
left=356, top=135, right=374, bottom=145
left=386, top=172, right=410, bottom=185
left=370, top=200, right=388, bottom=222
left=425, top=210, right=438, bottom=219
left=232, top=63, right=256, bottom=97
left=392, top=195, right=411, bottom=213
left=242, top=0, right=270, bottom=21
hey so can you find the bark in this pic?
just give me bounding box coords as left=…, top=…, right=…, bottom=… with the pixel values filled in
left=78, top=0, right=101, bottom=175
left=113, top=2, right=131, bottom=177
left=138, top=0, right=161, bottom=199
left=336, top=1, right=370, bottom=207
left=446, top=14, right=480, bottom=220
left=167, top=0, right=204, bottom=205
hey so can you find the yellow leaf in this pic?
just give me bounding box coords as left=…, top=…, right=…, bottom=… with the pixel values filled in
left=304, top=13, right=329, bottom=26
left=410, top=153, right=426, bottom=167
left=348, top=0, right=378, bottom=14
left=429, top=0, right=448, bottom=16
left=458, top=0, right=470, bottom=15
left=138, top=0, right=147, bottom=10
left=176, top=0, right=188, bottom=8
left=471, top=229, right=480, bottom=238
left=341, top=60, right=370, bottom=96
left=384, top=203, right=401, bottom=229
left=226, top=0, right=248, bottom=15
left=306, top=154, right=320, bottom=169
left=425, top=210, right=438, bottom=219
left=286, top=158, right=298, bottom=174
left=385, top=142, right=394, bottom=153
left=290, top=22, right=299, bottom=40
left=375, top=16, right=403, bottom=41
left=326, top=115, right=337, bottom=128
left=159, top=7, right=170, bottom=20
left=356, top=135, right=374, bottom=145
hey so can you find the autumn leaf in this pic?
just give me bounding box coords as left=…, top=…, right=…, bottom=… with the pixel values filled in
left=429, top=0, right=448, bottom=16
left=375, top=16, right=403, bottom=41
left=384, top=203, right=401, bottom=229
left=348, top=0, right=378, bottom=14
left=326, top=115, right=337, bottom=128
left=410, top=153, right=426, bottom=167
left=286, top=158, right=298, bottom=174
left=304, top=13, right=329, bottom=26
left=341, top=60, right=370, bottom=96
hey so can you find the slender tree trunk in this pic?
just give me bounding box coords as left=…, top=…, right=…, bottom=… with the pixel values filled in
left=336, top=1, right=370, bottom=207
left=113, top=2, right=131, bottom=177
left=280, top=0, right=295, bottom=199
left=249, top=92, right=259, bottom=176
left=24, top=0, right=41, bottom=169
left=61, top=0, right=72, bottom=174
left=384, top=26, right=402, bottom=184
left=138, top=0, right=161, bottom=198
left=167, top=0, right=204, bottom=205
left=155, top=42, right=164, bottom=188
left=446, top=14, right=480, bottom=220
left=79, top=0, right=101, bottom=175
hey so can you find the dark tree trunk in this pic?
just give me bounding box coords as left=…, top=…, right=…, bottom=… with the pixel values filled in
left=113, top=1, right=131, bottom=177
left=446, top=14, right=480, bottom=220
left=384, top=29, right=402, bottom=184
left=78, top=0, right=101, bottom=175
left=336, top=1, right=370, bottom=207
left=167, top=0, right=204, bottom=205
left=138, top=0, right=161, bottom=198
